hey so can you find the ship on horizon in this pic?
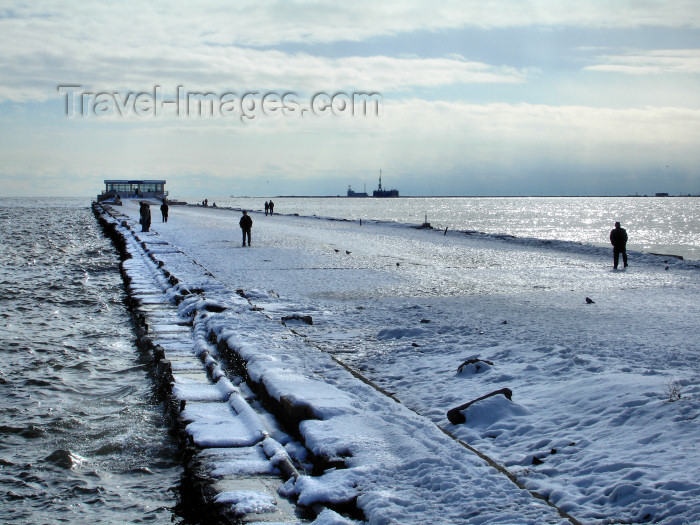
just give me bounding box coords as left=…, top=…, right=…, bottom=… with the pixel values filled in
left=373, top=170, right=399, bottom=198
left=347, top=184, right=368, bottom=197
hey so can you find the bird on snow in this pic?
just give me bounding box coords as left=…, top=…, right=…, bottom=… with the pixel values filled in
left=585, top=297, right=595, bottom=304
left=346, top=250, right=351, bottom=255
left=334, top=249, right=339, bottom=253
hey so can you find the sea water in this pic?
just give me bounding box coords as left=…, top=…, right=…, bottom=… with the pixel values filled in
left=207, top=196, right=700, bottom=260
left=0, top=198, right=186, bottom=524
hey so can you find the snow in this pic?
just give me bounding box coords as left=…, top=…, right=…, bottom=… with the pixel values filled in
left=104, top=200, right=700, bottom=524
left=215, top=489, right=278, bottom=515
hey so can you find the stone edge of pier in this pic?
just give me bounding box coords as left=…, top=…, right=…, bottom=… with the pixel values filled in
left=92, top=201, right=365, bottom=524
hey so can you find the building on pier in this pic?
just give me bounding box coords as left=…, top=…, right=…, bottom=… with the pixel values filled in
left=98, top=179, right=167, bottom=202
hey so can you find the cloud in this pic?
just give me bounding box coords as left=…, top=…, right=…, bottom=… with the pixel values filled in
left=2, top=47, right=528, bottom=103
left=1, top=1, right=698, bottom=102
left=585, top=49, right=700, bottom=74
left=2, top=1, right=699, bottom=197
left=3, top=99, right=698, bottom=194
left=3, top=1, right=698, bottom=48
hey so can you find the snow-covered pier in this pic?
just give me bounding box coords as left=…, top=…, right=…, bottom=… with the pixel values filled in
left=93, top=199, right=700, bottom=524
left=93, top=201, right=573, bottom=524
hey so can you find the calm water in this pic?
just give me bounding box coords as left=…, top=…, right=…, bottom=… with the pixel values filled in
left=0, top=198, right=185, bottom=524
left=207, top=196, right=700, bottom=260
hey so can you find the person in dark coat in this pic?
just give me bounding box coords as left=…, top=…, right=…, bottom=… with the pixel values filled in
left=160, top=200, right=169, bottom=222
left=610, top=221, right=628, bottom=269
left=268, top=200, right=274, bottom=215
left=139, top=202, right=151, bottom=232
left=240, top=210, right=253, bottom=246
left=264, top=201, right=269, bottom=216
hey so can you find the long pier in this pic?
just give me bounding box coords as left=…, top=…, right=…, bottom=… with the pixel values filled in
left=93, top=202, right=339, bottom=523
left=92, top=200, right=578, bottom=525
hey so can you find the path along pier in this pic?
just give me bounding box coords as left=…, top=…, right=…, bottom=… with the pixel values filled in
left=92, top=199, right=700, bottom=524
left=92, top=200, right=574, bottom=524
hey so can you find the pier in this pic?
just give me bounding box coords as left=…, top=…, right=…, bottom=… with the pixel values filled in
left=92, top=201, right=575, bottom=524
left=91, top=199, right=700, bottom=525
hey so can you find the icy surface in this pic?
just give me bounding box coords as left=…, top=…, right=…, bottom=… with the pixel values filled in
left=214, top=489, right=278, bottom=516
left=116, top=200, right=700, bottom=524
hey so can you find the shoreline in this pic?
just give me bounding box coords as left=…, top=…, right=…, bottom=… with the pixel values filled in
left=252, top=194, right=700, bottom=199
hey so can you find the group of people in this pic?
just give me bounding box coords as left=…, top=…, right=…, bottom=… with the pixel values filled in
left=139, top=197, right=267, bottom=249
left=240, top=201, right=277, bottom=246
left=143, top=199, right=629, bottom=268
left=138, top=200, right=169, bottom=232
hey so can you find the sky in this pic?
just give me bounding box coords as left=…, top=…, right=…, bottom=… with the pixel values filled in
left=1, top=1, right=699, bottom=198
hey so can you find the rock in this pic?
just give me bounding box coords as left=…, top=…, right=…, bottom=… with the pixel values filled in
left=281, top=314, right=313, bottom=325
left=446, top=388, right=513, bottom=425
left=457, top=358, right=494, bottom=374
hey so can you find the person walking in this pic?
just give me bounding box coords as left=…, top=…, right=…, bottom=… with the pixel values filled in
left=268, top=200, right=274, bottom=215
left=610, top=221, right=628, bottom=269
left=139, top=202, right=151, bottom=232
left=160, top=200, right=169, bottom=222
left=240, top=210, right=253, bottom=246
left=264, top=201, right=269, bottom=216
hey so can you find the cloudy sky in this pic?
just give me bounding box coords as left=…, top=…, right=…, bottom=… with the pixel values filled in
left=1, top=1, right=699, bottom=197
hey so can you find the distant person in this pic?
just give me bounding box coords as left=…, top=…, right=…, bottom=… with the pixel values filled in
left=139, top=202, right=151, bottom=232
left=264, top=201, right=269, bottom=216
left=610, top=221, right=628, bottom=269
left=268, top=200, right=274, bottom=215
left=160, top=200, right=169, bottom=222
left=239, top=210, right=253, bottom=247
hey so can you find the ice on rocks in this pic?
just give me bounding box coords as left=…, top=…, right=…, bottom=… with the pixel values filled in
left=214, top=489, right=277, bottom=516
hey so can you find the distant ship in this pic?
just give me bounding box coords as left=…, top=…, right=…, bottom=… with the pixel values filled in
left=373, top=170, right=399, bottom=198
left=347, top=185, right=368, bottom=197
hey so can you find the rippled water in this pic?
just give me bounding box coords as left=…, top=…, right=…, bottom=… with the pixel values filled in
left=210, top=196, right=700, bottom=260
left=0, top=198, right=185, bottom=524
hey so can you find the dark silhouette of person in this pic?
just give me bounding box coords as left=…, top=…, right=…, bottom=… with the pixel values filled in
left=610, top=221, right=628, bottom=269
left=268, top=200, right=274, bottom=215
left=264, top=201, right=269, bottom=216
left=139, top=202, right=151, bottom=232
left=160, top=201, right=169, bottom=222
left=239, top=210, right=253, bottom=246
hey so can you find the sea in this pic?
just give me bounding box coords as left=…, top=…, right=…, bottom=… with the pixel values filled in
left=0, top=198, right=187, bottom=525
left=0, top=194, right=698, bottom=524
